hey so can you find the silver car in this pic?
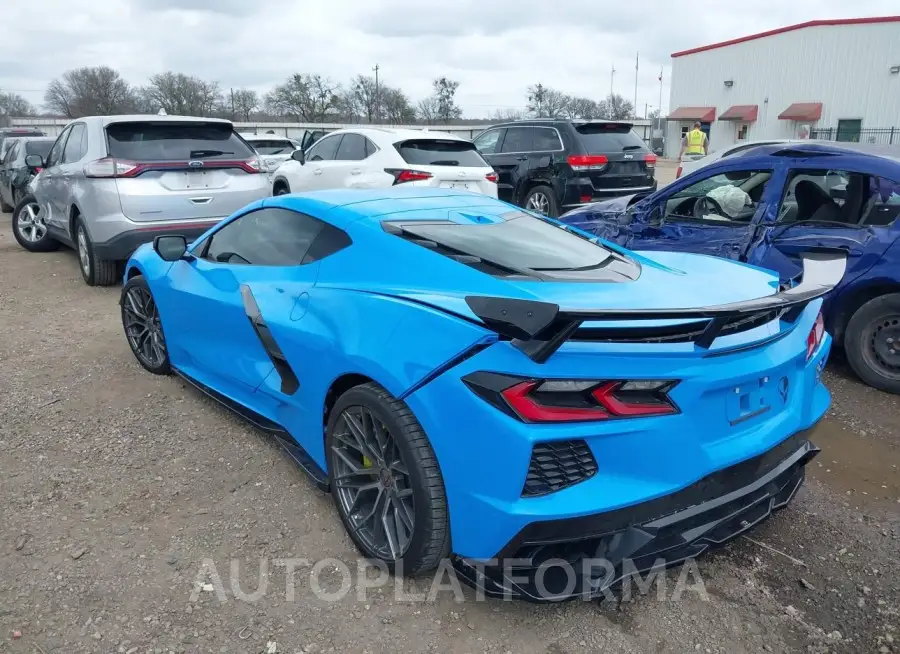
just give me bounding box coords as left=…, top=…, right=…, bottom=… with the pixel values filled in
left=12, top=115, right=269, bottom=285
left=241, top=133, right=304, bottom=174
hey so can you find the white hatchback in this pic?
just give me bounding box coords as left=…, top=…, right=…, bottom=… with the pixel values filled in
left=271, top=127, right=498, bottom=198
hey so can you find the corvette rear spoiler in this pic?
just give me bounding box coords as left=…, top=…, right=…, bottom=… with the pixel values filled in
left=465, top=252, right=847, bottom=363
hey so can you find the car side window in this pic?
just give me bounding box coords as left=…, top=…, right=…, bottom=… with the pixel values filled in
left=363, top=137, right=377, bottom=158
left=664, top=169, right=773, bottom=223
left=45, top=128, right=71, bottom=168
left=204, top=207, right=350, bottom=266
left=473, top=129, right=504, bottom=155
left=776, top=169, right=893, bottom=225
left=334, top=133, right=368, bottom=161
left=306, top=135, right=342, bottom=162
left=61, top=123, right=87, bottom=163
left=532, top=127, right=562, bottom=151
left=2, top=141, right=19, bottom=165
left=499, top=127, right=533, bottom=154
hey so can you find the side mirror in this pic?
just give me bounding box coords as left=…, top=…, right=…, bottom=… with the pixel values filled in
left=24, top=154, right=44, bottom=170
left=290, top=149, right=305, bottom=165
left=154, top=235, right=188, bottom=262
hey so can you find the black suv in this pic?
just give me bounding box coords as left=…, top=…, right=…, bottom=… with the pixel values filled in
left=472, top=119, right=656, bottom=217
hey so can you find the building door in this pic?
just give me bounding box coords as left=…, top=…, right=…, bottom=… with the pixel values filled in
left=836, top=119, right=862, bottom=142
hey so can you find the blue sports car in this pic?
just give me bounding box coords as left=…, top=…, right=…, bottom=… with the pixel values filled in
left=120, top=188, right=844, bottom=601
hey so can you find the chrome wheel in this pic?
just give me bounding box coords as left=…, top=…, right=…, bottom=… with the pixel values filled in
left=526, top=191, right=551, bottom=215
left=122, top=285, right=167, bottom=368
left=331, top=406, right=415, bottom=560
left=77, top=226, right=90, bottom=275
left=16, top=202, right=46, bottom=242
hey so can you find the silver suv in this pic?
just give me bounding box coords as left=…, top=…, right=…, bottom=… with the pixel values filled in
left=11, top=115, right=269, bottom=285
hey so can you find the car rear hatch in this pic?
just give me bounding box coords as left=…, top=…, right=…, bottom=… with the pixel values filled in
left=571, top=122, right=656, bottom=193
left=100, top=120, right=265, bottom=223
left=391, top=138, right=496, bottom=195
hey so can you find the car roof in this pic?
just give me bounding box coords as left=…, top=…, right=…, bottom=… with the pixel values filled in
left=271, top=188, right=511, bottom=224
left=74, top=115, right=234, bottom=128
left=241, top=133, right=295, bottom=141
left=733, top=141, right=900, bottom=164
left=321, top=127, right=465, bottom=143
left=486, top=118, right=633, bottom=129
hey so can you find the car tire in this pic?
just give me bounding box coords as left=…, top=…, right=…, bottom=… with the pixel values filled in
left=523, top=184, right=560, bottom=217
left=11, top=194, right=59, bottom=252
left=75, top=218, right=118, bottom=286
left=273, top=180, right=290, bottom=196
left=120, top=275, right=172, bottom=375
left=325, top=382, right=450, bottom=575
left=844, top=293, right=900, bottom=394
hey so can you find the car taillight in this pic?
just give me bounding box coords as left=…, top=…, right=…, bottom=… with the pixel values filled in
left=567, top=154, right=609, bottom=172
left=34, top=167, right=42, bottom=173
left=463, top=373, right=679, bottom=423
left=385, top=168, right=433, bottom=185
left=643, top=153, right=657, bottom=168
left=485, top=171, right=499, bottom=183
left=83, top=158, right=141, bottom=178
left=806, top=311, right=825, bottom=361
left=240, top=157, right=262, bottom=174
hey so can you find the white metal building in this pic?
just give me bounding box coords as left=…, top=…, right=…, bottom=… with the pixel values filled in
left=665, top=16, right=900, bottom=158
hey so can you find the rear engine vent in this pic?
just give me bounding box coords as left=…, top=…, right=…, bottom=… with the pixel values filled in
left=523, top=440, right=598, bottom=497
left=386, top=228, right=528, bottom=278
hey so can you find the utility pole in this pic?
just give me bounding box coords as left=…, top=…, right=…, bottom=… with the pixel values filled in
left=230, top=88, right=235, bottom=120
left=372, top=64, right=380, bottom=124
left=634, top=52, right=639, bottom=119
left=610, top=63, right=615, bottom=100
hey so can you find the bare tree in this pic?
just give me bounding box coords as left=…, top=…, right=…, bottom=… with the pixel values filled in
left=489, top=107, right=525, bottom=122
left=264, top=73, right=341, bottom=122
left=432, top=77, right=462, bottom=122
left=141, top=72, right=223, bottom=116
left=229, top=88, right=258, bottom=121
left=0, top=91, right=36, bottom=119
left=342, top=74, right=378, bottom=123
left=598, top=93, right=635, bottom=120
left=44, top=66, right=137, bottom=118
left=379, top=86, right=415, bottom=124
left=565, top=97, right=601, bottom=119
left=416, top=96, right=439, bottom=122
left=526, top=83, right=570, bottom=118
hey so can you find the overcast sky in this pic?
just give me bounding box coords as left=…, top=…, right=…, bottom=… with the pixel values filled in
left=1, top=0, right=897, bottom=117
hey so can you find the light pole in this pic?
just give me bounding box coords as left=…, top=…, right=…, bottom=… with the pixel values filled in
left=372, top=64, right=380, bottom=124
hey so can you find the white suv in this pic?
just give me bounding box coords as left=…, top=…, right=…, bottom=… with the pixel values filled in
left=271, top=127, right=498, bottom=198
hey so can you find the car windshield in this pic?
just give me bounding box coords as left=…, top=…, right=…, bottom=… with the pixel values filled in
left=391, top=211, right=613, bottom=271
left=250, top=140, right=294, bottom=155
left=106, top=122, right=253, bottom=162
left=395, top=139, right=488, bottom=167
left=575, top=123, right=646, bottom=153
left=25, top=141, right=53, bottom=158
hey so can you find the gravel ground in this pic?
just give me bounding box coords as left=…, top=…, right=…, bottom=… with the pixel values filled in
left=1, top=198, right=898, bottom=653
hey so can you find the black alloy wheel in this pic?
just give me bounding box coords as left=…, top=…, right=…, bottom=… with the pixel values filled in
left=121, top=277, right=171, bottom=375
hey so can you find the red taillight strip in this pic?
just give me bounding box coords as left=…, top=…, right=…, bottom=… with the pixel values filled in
left=591, top=382, right=677, bottom=417
left=806, top=311, right=825, bottom=361
left=501, top=381, right=609, bottom=422
left=121, top=159, right=260, bottom=177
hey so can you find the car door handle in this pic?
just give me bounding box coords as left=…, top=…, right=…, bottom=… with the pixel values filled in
left=350, top=168, right=362, bottom=175
left=190, top=197, right=212, bottom=204
left=516, top=156, right=528, bottom=161
left=313, top=168, right=323, bottom=175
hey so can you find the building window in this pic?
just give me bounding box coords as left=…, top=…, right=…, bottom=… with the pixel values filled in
left=736, top=123, right=749, bottom=140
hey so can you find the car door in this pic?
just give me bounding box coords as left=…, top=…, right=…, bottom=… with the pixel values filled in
left=331, top=132, right=371, bottom=188
left=34, top=126, right=71, bottom=234
left=294, top=134, right=343, bottom=191
left=624, top=163, right=786, bottom=259
left=0, top=140, right=19, bottom=205
left=473, top=128, right=509, bottom=200
left=158, top=206, right=328, bottom=404
left=488, top=126, right=536, bottom=204
left=56, top=122, right=87, bottom=236
left=749, top=165, right=900, bottom=285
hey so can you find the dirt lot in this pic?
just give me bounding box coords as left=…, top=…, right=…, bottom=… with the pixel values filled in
left=1, top=199, right=898, bottom=653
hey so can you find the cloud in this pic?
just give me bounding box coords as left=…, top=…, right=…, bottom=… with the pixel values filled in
left=0, top=0, right=897, bottom=117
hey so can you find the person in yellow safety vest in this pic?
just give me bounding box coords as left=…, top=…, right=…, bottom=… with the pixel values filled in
left=679, top=121, right=708, bottom=159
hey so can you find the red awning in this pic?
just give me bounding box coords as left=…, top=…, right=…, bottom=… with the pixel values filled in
left=778, top=102, right=823, bottom=121
left=719, top=105, right=759, bottom=121
left=668, top=106, right=716, bottom=122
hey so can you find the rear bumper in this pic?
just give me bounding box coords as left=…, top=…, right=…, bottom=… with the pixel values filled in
left=93, top=220, right=221, bottom=260
left=452, top=427, right=819, bottom=601
left=561, top=179, right=657, bottom=208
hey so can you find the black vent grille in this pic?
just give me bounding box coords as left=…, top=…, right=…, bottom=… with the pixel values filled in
left=523, top=440, right=598, bottom=497
left=572, top=310, right=781, bottom=344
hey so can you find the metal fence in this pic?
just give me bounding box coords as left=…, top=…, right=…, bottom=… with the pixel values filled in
left=811, top=127, right=899, bottom=145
